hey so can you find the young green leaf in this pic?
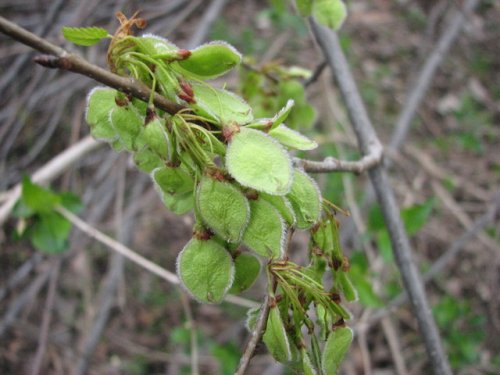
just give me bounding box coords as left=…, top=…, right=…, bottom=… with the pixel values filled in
left=196, top=176, right=250, bottom=243
left=62, top=26, right=109, bottom=46
left=302, top=349, right=319, bottom=375
left=312, top=0, right=347, bottom=31
left=321, top=327, right=353, bottom=374
left=137, top=117, right=170, bottom=159
left=269, top=125, right=318, bottom=150
left=226, top=128, right=293, bottom=195
left=152, top=165, right=194, bottom=197
left=229, top=253, right=261, bottom=293
left=133, top=148, right=164, bottom=173
left=110, top=105, right=144, bottom=151
left=85, top=87, right=119, bottom=142
left=177, top=238, right=234, bottom=303
left=245, top=306, right=261, bottom=331
left=242, top=199, right=286, bottom=259
left=270, top=99, right=295, bottom=130
left=176, top=41, right=241, bottom=80
left=31, top=212, right=72, bottom=254
left=263, top=306, right=293, bottom=363
left=260, top=193, right=296, bottom=227
left=21, top=177, right=60, bottom=214
left=162, top=191, right=194, bottom=215
left=286, top=169, right=321, bottom=229
left=337, top=272, right=358, bottom=302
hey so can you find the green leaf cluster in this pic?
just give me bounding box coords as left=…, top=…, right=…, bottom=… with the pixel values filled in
left=13, top=177, right=82, bottom=254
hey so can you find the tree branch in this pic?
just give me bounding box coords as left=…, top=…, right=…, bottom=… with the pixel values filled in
left=0, top=16, right=184, bottom=115
left=295, top=141, right=382, bottom=173
left=310, top=20, right=452, bottom=375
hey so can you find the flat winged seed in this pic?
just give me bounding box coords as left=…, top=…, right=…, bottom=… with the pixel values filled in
left=337, top=272, right=358, bottom=302
left=263, top=306, right=292, bottom=363
left=196, top=177, right=250, bottom=243
left=110, top=105, right=143, bottom=151
left=133, top=148, right=163, bottom=173
left=269, top=125, right=318, bottom=150
left=177, top=238, right=234, bottom=304
left=85, top=87, right=119, bottom=142
left=177, top=41, right=241, bottom=80
left=260, top=193, right=296, bottom=226
left=270, top=99, right=294, bottom=130
left=242, top=199, right=285, bottom=259
left=321, top=327, right=353, bottom=375
left=138, top=118, right=170, bottom=159
left=152, top=166, right=193, bottom=197
left=226, top=128, right=293, bottom=195
left=287, top=169, right=321, bottom=229
left=191, top=83, right=253, bottom=125
left=229, top=253, right=261, bottom=293
left=312, top=0, right=347, bottom=31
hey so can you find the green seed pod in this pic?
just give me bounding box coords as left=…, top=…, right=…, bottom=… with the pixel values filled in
left=302, top=349, right=319, bottom=375
left=263, top=306, right=292, bottom=363
left=260, top=193, right=296, bottom=227
left=152, top=165, right=194, bottom=197
left=287, top=169, right=321, bottom=229
left=133, top=147, right=164, bottom=173
left=110, top=105, right=143, bottom=151
left=226, top=128, right=293, bottom=195
left=228, top=253, right=261, bottom=294
left=269, top=125, right=318, bottom=150
left=137, top=117, right=170, bottom=159
left=177, top=238, right=234, bottom=304
left=190, top=83, right=253, bottom=125
left=176, top=41, right=241, bottom=80
left=312, top=0, right=347, bottom=31
left=85, top=87, right=119, bottom=142
left=321, top=327, right=353, bottom=375
left=337, top=271, right=358, bottom=302
left=242, top=199, right=286, bottom=259
left=162, top=191, right=194, bottom=215
left=196, top=176, right=250, bottom=243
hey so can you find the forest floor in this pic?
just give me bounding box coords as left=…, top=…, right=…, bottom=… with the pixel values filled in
left=0, top=0, right=499, bottom=374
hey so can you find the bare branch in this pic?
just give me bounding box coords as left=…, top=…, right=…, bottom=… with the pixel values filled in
left=295, top=141, right=382, bottom=173
left=0, top=16, right=185, bottom=115
left=55, top=205, right=259, bottom=309
left=310, top=20, right=452, bottom=375
left=0, top=136, right=101, bottom=227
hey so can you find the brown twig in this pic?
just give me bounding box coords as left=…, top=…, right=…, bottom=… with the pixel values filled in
left=0, top=16, right=184, bottom=115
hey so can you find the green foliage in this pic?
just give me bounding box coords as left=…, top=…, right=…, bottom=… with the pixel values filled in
left=321, top=327, right=353, bottom=374
left=16, top=177, right=81, bottom=254
left=312, top=0, right=347, bottom=31
left=62, top=26, right=109, bottom=46
left=229, top=253, right=261, bottom=293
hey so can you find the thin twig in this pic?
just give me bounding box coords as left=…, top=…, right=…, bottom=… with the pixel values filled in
left=0, top=16, right=184, bottom=115
left=179, top=292, right=200, bottom=375
left=30, top=258, right=62, bottom=375
left=0, top=136, right=101, bottom=226
left=55, top=205, right=259, bottom=309
left=310, top=20, right=452, bottom=375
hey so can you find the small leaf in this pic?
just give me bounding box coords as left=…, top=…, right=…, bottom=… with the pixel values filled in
left=229, top=253, right=261, bottom=293
left=245, top=306, right=261, bottom=332
left=31, top=212, right=72, bottom=254
left=177, top=238, right=234, bottom=303
left=270, top=100, right=295, bottom=130
left=263, top=306, right=292, bottom=363
left=269, top=125, right=318, bottom=150
left=152, top=165, right=194, bottom=215
left=302, top=349, right=319, bottom=375
left=177, top=41, right=241, bottom=80
left=137, top=117, right=170, bottom=159
left=85, top=87, right=119, bottom=142
left=21, top=177, right=60, bottom=214
left=59, top=192, right=84, bottom=214
left=62, top=26, right=109, bottom=46
left=226, top=128, right=293, bottom=195
left=135, top=33, right=179, bottom=55
left=196, top=176, right=250, bottom=243
left=286, top=169, right=321, bottom=229
left=312, top=0, right=347, bottom=31
left=162, top=191, right=194, bottom=215
left=242, top=199, right=286, bottom=259
left=191, top=83, right=253, bottom=125
left=321, top=327, right=353, bottom=375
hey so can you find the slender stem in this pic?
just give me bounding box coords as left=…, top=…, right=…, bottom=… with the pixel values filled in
left=310, top=20, right=452, bottom=375
left=179, top=292, right=199, bottom=375
left=0, top=16, right=184, bottom=115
